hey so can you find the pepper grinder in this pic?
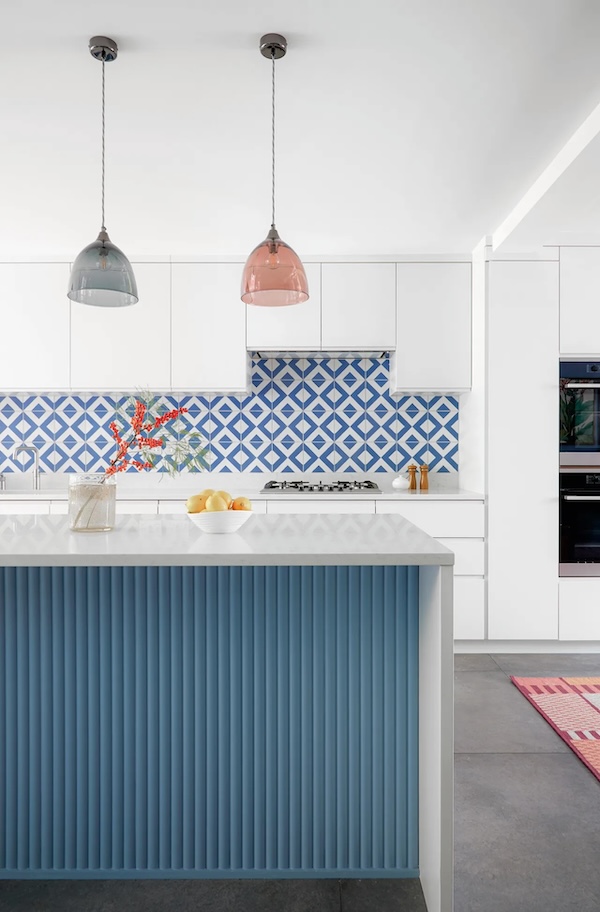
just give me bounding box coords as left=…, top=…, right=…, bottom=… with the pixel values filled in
left=407, top=464, right=418, bottom=491
left=419, top=464, right=429, bottom=491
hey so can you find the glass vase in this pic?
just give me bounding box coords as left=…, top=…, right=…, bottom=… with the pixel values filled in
left=68, top=473, right=116, bottom=532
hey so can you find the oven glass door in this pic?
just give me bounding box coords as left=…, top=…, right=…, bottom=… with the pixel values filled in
left=560, top=383, right=597, bottom=451
left=560, top=473, right=600, bottom=575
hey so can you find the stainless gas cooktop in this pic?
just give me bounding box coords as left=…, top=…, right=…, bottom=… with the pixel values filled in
left=260, top=479, right=381, bottom=494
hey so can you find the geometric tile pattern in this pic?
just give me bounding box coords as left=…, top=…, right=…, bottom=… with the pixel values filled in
left=0, top=355, right=459, bottom=475
left=512, top=676, right=600, bottom=783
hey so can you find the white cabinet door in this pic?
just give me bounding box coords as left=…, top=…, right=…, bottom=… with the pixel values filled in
left=0, top=264, right=70, bottom=390
left=454, top=578, right=485, bottom=640
left=266, top=499, right=375, bottom=514
left=393, top=262, right=471, bottom=392
left=70, top=263, right=171, bottom=390
left=246, top=263, right=321, bottom=351
left=559, top=579, right=600, bottom=640
left=488, top=260, right=559, bottom=640
left=171, top=263, right=248, bottom=391
left=321, top=263, right=396, bottom=350
left=49, top=501, right=68, bottom=515
left=559, top=247, right=600, bottom=354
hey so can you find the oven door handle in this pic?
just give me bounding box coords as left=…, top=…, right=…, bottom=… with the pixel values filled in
left=563, top=494, right=600, bottom=501
left=564, top=382, right=600, bottom=388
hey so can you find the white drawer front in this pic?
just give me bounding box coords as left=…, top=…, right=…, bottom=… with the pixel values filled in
left=50, top=502, right=69, bottom=515
left=376, top=500, right=484, bottom=537
left=438, top=538, right=484, bottom=576
left=159, top=499, right=268, bottom=515
left=267, top=499, right=375, bottom=515
left=0, top=501, right=50, bottom=515
left=559, top=579, right=600, bottom=641
left=454, top=577, right=485, bottom=640
left=118, top=500, right=158, bottom=515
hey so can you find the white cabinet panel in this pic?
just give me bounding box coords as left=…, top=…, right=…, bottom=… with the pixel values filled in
left=49, top=502, right=68, bottom=515
left=559, top=579, right=600, bottom=640
left=454, top=577, right=485, bottom=640
left=321, top=264, right=396, bottom=350
left=70, top=263, right=171, bottom=390
left=159, top=499, right=268, bottom=515
left=246, top=263, right=321, bottom=351
left=0, top=501, right=50, bottom=514
left=393, top=262, right=471, bottom=392
left=375, top=501, right=484, bottom=538
left=172, top=263, right=247, bottom=391
left=559, top=247, right=600, bottom=354
left=437, top=538, right=484, bottom=576
left=488, top=261, right=559, bottom=640
left=266, top=499, right=375, bottom=515
left=118, top=500, right=158, bottom=515
left=0, top=264, right=70, bottom=390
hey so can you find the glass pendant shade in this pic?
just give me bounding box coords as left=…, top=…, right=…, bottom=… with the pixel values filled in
left=241, top=228, right=309, bottom=307
left=68, top=229, right=138, bottom=308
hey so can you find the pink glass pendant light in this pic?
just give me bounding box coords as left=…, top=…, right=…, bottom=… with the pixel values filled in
left=241, top=34, right=309, bottom=307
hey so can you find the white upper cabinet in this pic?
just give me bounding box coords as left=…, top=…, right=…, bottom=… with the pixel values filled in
left=559, top=247, right=600, bottom=354
left=246, top=263, right=321, bottom=351
left=392, top=262, right=471, bottom=392
left=70, top=263, right=171, bottom=391
left=171, top=263, right=248, bottom=391
left=321, top=263, right=396, bottom=350
left=0, top=263, right=70, bottom=390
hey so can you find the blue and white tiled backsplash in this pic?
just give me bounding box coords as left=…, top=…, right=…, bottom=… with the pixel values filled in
left=0, top=356, right=458, bottom=475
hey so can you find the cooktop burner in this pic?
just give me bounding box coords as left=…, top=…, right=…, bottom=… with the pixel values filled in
left=260, top=479, right=381, bottom=494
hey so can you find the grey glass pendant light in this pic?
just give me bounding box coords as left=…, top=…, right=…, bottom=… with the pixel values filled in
left=68, top=36, right=138, bottom=308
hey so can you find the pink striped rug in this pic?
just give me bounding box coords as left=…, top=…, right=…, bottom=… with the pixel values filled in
left=511, top=676, right=600, bottom=782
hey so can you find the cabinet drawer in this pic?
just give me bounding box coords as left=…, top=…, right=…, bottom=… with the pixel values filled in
left=438, top=538, right=484, bottom=576
left=158, top=499, right=267, bottom=515
left=118, top=500, right=158, bottom=515
left=0, top=501, right=50, bottom=515
left=267, top=499, right=375, bottom=515
left=50, top=502, right=68, bottom=515
left=376, top=500, right=484, bottom=537
left=559, top=579, right=600, bottom=641
left=454, top=577, right=485, bottom=640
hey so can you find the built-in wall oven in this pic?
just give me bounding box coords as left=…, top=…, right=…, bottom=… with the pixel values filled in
left=560, top=471, right=600, bottom=576
left=560, top=361, right=600, bottom=465
left=560, top=361, right=600, bottom=574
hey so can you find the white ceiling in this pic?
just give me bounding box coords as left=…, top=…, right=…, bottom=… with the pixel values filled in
left=2, top=0, right=600, bottom=258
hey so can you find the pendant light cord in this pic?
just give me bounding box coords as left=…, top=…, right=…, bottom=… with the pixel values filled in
left=101, top=58, right=106, bottom=230
left=271, top=49, right=276, bottom=228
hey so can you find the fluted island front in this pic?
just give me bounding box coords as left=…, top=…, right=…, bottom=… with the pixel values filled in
left=0, top=512, right=454, bottom=912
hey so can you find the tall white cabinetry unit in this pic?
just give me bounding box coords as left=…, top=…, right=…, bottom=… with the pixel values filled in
left=393, top=262, right=472, bottom=393
left=0, top=263, right=70, bottom=390
left=487, top=259, right=559, bottom=640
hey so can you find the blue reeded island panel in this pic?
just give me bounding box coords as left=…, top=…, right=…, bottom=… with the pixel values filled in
left=0, top=565, right=419, bottom=879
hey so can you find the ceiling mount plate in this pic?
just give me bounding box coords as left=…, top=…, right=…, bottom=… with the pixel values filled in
left=260, top=33, right=287, bottom=60
left=89, top=36, right=118, bottom=63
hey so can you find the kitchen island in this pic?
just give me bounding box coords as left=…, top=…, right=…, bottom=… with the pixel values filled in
left=0, top=512, right=454, bottom=912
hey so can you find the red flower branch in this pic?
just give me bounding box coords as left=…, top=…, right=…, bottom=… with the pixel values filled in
left=105, top=400, right=188, bottom=477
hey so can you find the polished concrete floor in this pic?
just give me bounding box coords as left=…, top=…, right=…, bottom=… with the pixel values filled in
left=0, top=654, right=598, bottom=911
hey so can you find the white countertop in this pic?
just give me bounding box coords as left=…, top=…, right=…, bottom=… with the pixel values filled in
left=0, top=513, right=454, bottom=568
left=0, top=473, right=484, bottom=502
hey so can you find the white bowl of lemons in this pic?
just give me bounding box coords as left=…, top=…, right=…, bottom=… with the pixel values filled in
left=186, top=489, right=253, bottom=534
